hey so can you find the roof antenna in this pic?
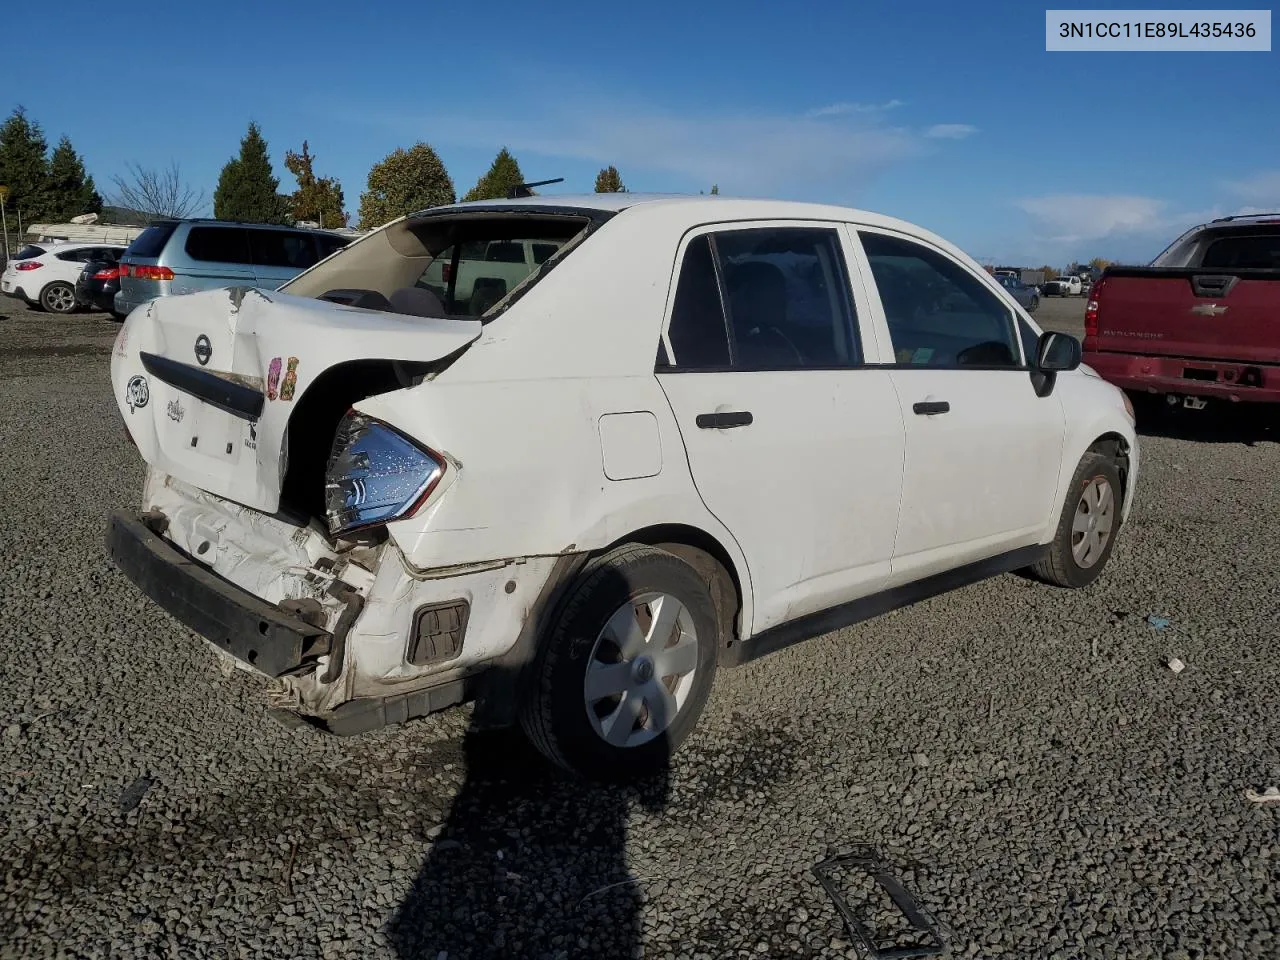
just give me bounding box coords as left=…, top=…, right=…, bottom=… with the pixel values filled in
left=508, top=178, right=564, bottom=199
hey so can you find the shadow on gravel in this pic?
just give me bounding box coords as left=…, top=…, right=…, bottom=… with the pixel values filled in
left=388, top=716, right=668, bottom=960
left=1133, top=396, right=1278, bottom=446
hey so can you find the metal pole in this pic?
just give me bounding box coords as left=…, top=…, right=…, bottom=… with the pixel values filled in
left=1, top=200, right=8, bottom=262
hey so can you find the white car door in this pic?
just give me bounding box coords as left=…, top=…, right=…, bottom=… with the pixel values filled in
left=656, top=222, right=905, bottom=635
left=850, top=228, right=1067, bottom=585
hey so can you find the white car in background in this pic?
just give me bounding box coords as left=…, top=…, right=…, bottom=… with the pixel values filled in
left=105, top=194, right=1139, bottom=780
left=1043, top=275, right=1084, bottom=297
left=2, top=241, right=128, bottom=313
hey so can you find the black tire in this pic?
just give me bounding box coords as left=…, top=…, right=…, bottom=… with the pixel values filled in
left=1029, top=452, right=1123, bottom=588
left=40, top=281, right=78, bottom=314
left=519, top=544, right=719, bottom=781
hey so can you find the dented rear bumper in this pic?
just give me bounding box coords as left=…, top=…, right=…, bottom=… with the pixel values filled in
left=106, top=510, right=333, bottom=677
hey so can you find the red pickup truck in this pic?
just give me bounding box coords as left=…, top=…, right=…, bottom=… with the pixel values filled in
left=1083, top=214, right=1280, bottom=409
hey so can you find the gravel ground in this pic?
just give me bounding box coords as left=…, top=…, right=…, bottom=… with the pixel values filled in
left=2, top=297, right=1278, bottom=960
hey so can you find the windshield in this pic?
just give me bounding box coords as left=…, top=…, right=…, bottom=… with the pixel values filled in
left=280, top=212, right=596, bottom=320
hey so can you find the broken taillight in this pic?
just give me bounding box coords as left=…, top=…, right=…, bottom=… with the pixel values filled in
left=323, top=411, right=445, bottom=536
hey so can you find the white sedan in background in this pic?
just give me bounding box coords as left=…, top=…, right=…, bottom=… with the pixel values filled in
left=2, top=241, right=127, bottom=313
left=105, top=193, right=1139, bottom=779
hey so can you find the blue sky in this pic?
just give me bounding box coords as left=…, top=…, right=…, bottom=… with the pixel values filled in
left=7, top=0, right=1277, bottom=265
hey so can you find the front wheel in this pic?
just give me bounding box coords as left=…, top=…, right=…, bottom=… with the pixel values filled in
left=520, top=545, right=719, bottom=780
left=40, top=281, right=78, bottom=314
left=1028, top=452, right=1123, bottom=588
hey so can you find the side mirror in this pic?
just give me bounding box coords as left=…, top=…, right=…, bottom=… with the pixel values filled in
left=1036, top=331, right=1082, bottom=372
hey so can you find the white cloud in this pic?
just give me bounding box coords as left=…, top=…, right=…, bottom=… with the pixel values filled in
left=805, top=99, right=905, bottom=118
left=1014, top=194, right=1170, bottom=246
left=376, top=99, right=926, bottom=196
left=924, top=123, right=978, bottom=140
left=1220, top=170, right=1280, bottom=207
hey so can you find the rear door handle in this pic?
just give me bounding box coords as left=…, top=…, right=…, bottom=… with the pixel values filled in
left=696, top=410, right=753, bottom=429
left=912, top=401, right=950, bottom=416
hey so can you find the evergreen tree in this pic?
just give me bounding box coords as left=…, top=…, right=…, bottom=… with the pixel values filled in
left=0, top=106, right=51, bottom=220
left=46, top=137, right=102, bottom=220
left=358, top=143, right=455, bottom=231
left=284, top=141, right=346, bottom=227
left=594, top=165, right=626, bottom=193
left=463, top=148, right=525, bottom=202
left=213, top=122, right=290, bottom=223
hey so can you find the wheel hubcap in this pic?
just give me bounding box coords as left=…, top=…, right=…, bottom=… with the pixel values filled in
left=583, top=592, right=699, bottom=749
left=1071, top=476, right=1115, bottom=568
left=49, top=287, right=74, bottom=311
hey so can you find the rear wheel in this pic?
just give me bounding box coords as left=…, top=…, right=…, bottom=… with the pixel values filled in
left=1029, top=452, right=1122, bottom=588
left=520, top=545, right=719, bottom=780
left=40, top=281, right=77, bottom=314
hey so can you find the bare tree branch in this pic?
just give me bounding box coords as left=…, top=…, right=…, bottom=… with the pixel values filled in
left=110, top=161, right=207, bottom=220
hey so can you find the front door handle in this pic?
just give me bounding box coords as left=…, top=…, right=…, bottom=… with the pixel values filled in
left=912, top=401, right=950, bottom=416
left=696, top=410, right=753, bottom=429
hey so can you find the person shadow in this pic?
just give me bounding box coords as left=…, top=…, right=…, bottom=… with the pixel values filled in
left=388, top=563, right=676, bottom=960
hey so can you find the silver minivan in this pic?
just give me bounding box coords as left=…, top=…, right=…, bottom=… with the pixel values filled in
left=115, top=219, right=350, bottom=317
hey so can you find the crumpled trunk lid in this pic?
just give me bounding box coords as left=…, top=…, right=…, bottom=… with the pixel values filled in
left=110, top=286, right=481, bottom=514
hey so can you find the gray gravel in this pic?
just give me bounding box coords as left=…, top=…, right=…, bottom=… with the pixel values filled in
left=2, top=298, right=1278, bottom=959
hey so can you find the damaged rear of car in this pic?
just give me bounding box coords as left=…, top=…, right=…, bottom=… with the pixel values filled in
left=106, top=204, right=613, bottom=738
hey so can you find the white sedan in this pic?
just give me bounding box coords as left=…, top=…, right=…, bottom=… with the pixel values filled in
left=105, top=194, right=1139, bottom=779
left=2, top=241, right=127, bottom=313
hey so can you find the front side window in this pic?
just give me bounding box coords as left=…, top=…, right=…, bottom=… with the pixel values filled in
left=664, top=226, right=861, bottom=371
left=860, top=231, right=1021, bottom=368
left=185, top=226, right=252, bottom=265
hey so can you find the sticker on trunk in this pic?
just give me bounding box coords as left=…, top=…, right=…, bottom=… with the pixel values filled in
left=266, top=356, right=300, bottom=401
left=167, top=398, right=185, bottom=423
left=244, top=419, right=258, bottom=451
left=126, top=375, right=149, bottom=412
left=267, top=357, right=282, bottom=400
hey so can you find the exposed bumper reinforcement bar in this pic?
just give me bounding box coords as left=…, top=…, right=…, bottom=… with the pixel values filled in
left=105, top=509, right=333, bottom=677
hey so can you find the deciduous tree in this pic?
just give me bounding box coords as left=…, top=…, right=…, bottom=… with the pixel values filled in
left=110, top=161, right=206, bottom=220
left=357, top=143, right=455, bottom=230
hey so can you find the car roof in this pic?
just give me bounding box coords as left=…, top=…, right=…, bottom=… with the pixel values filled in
left=146, top=218, right=348, bottom=236
left=422, top=193, right=944, bottom=244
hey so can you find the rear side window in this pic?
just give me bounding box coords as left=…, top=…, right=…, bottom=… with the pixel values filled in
left=249, top=229, right=321, bottom=269
left=55, top=248, right=95, bottom=263
left=1201, top=233, right=1280, bottom=269
left=126, top=223, right=178, bottom=259
left=185, top=226, right=252, bottom=265
left=14, top=244, right=46, bottom=260
left=663, top=226, right=861, bottom=371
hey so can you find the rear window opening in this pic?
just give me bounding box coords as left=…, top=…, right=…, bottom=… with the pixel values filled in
left=13, top=244, right=46, bottom=260
left=125, top=223, right=179, bottom=260
left=279, top=211, right=601, bottom=322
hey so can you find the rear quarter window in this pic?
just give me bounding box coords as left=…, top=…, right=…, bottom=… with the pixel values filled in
left=14, top=244, right=46, bottom=260
left=125, top=223, right=178, bottom=259
left=1201, top=233, right=1280, bottom=270
left=185, top=226, right=252, bottom=265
